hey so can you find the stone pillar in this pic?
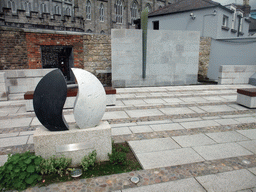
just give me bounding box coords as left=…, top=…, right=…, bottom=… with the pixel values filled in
left=0, top=72, right=8, bottom=101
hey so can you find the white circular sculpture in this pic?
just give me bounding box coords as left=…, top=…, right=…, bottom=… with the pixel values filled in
left=72, top=68, right=106, bottom=129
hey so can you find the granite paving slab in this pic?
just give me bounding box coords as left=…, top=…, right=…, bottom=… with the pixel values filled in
left=149, top=123, right=184, bottom=131
left=136, top=120, right=172, bottom=126
left=235, top=117, right=256, bottom=124
left=111, top=123, right=137, bottom=128
left=193, top=143, right=253, bottom=161
left=135, top=148, right=204, bottom=169
left=188, top=107, right=206, bottom=113
left=198, top=105, right=237, bottom=113
left=172, top=134, right=216, bottom=147
left=128, top=138, right=181, bottom=154
left=238, top=140, right=256, bottom=154
left=206, top=131, right=249, bottom=143
left=180, top=120, right=220, bottom=129
left=0, top=132, right=19, bottom=138
left=180, top=97, right=208, bottom=103
left=159, top=107, right=196, bottom=115
left=248, top=167, right=256, bottom=175
left=129, top=125, right=154, bottom=133
left=162, top=98, right=184, bottom=103
left=102, top=111, right=129, bottom=120
left=237, top=129, right=256, bottom=140
left=27, top=135, right=33, bottom=144
left=228, top=104, right=248, bottom=111
left=172, top=117, right=202, bottom=123
left=0, top=135, right=29, bottom=148
left=125, top=109, right=164, bottom=118
left=111, top=127, right=132, bottom=136
left=202, top=96, right=227, bottom=101
left=143, top=99, right=166, bottom=104
left=19, top=131, right=35, bottom=136
left=0, top=118, right=33, bottom=129
left=214, top=118, right=240, bottom=125
left=122, top=178, right=205, bottom=192
left=122, top=100, right=147, bottom=106
left=196, top=169, right=256, bottom=192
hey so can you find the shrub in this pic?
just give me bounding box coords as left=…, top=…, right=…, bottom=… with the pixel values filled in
left=0, top=151, right=43, bottom=191
left=108, top=142, right=127, bottom=165
left=39, top=155, right=72, bottom=177
left=81, top=150, right=97, bottom=171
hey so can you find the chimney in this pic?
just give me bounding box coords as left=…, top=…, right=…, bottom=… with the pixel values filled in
left=243, top=0, right=249, bottom=6
left=243, top=0, right=251, bottom=17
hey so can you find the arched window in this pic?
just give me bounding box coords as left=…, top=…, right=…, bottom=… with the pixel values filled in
left=86, top=29, right=92, bottom=33
left=145, top=3, right=152, bottom=12
left=99, top=3, right=104, bottom=22
left=25, top=1, right=31, bottom=14
left=116, top=0, right=123, bottom=24
left=7, top=0, right=15, bottom=12
left=131, top=1, right=137, bottom=25
left=66, top=7, right=70, bottom=16
left=55, top=5, right=60, bottom=15
left=159, top=5, right=162, bottom=9
left=86, top=0, right=91, bottom=20
left=100, top=30, right=105, bottom=34
left=41, top=3, right=46, bottom=13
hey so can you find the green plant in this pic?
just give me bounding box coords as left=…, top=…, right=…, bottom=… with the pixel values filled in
left=0, top=151, right=43, bottom=191
left=39, top=155, right=72, bottom=177
left=108, top=142, right=126, bottom=165
left=81, top=150, right=97, bottom=171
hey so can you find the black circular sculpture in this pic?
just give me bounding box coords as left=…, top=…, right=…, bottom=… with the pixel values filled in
left=33, top=69, right=69, bottom=131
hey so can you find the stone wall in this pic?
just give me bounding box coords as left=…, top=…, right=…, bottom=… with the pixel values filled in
left=198, top=37, right=211, bottom=81
left=0, top=27, right=28, bottom=70
left=84, top=34, right=111, bottom=86
left=112, top=29, right=200, bottom=87
left=218, top=65, right=256, bottom=84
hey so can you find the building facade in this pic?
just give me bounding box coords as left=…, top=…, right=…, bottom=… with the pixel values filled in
left=147, top=0, right=251, bottom=38
left=0, top=0, right=175, bottom=34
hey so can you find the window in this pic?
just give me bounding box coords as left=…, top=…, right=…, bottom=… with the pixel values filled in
left=159, top=6, right=162, bottom=9
left=222, top=15, right=228, bottom=27
left=25, top=1, right=31, bottom=14
left=55, top=5, right=60, bottom=15
left=131, top=1, right=137, bottom=25
left=7, top=0, right=15, bottom=12
left=86, top=0, right=91, bottom=20
left=99, top=3, right=104, bottom=22
left=116, top=0, right=123, bottom=24
left=41, top=3, right=46, bottom=13
left=66, top=7, right=71, bottom=16
left=145, top=3, right=152, bottom=13
left=153, top=21, right=159, bottom=30
left=231, top=12, right=236, bottom=29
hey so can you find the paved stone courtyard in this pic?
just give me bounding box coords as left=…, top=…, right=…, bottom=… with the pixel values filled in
left=1, top=84, right=256, bottom=191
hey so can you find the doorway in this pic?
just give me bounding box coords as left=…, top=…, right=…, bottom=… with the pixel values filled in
left=41, top=46, right=75, bottom=84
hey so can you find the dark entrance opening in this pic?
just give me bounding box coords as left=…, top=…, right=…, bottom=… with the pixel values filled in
left=41, top=46, right=75, bottom=84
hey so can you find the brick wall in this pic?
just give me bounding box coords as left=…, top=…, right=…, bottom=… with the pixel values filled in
left=26, top=32, right=84, bottom=69
left=198, top=37, right=212, bottom=80
left=0, top=27, right=28, bottom=70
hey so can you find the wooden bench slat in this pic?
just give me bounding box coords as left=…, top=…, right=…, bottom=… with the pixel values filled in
left=237, top=88, right=256, bottom=97
left=24, top=87, right=116, bottom=100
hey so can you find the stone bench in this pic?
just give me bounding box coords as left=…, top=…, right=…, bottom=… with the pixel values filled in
left=237, top=88, right=256, bottom=108
left=24, top=86, right=116, bottom=111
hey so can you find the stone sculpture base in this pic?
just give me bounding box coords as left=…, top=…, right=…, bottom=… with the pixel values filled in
left=33, top=121, right=112, bottom=166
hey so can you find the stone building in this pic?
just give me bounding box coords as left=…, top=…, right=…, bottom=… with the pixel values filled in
left=0, top=0, right=174, bottom=34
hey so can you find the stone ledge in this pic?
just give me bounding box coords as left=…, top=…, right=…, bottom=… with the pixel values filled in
left=33, top=121, right=112, bottom=166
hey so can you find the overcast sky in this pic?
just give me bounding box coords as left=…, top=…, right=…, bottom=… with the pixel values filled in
left=213, top=0, right=256, bottom=9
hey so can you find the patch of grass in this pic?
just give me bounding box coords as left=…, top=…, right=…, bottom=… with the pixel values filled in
left=39, top=142, right=141, bottom=187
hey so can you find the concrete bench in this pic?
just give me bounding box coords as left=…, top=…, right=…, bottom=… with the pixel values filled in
left=24, top=86, right=116, bottom=111
left=237, top=88, right=256, bottom=108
